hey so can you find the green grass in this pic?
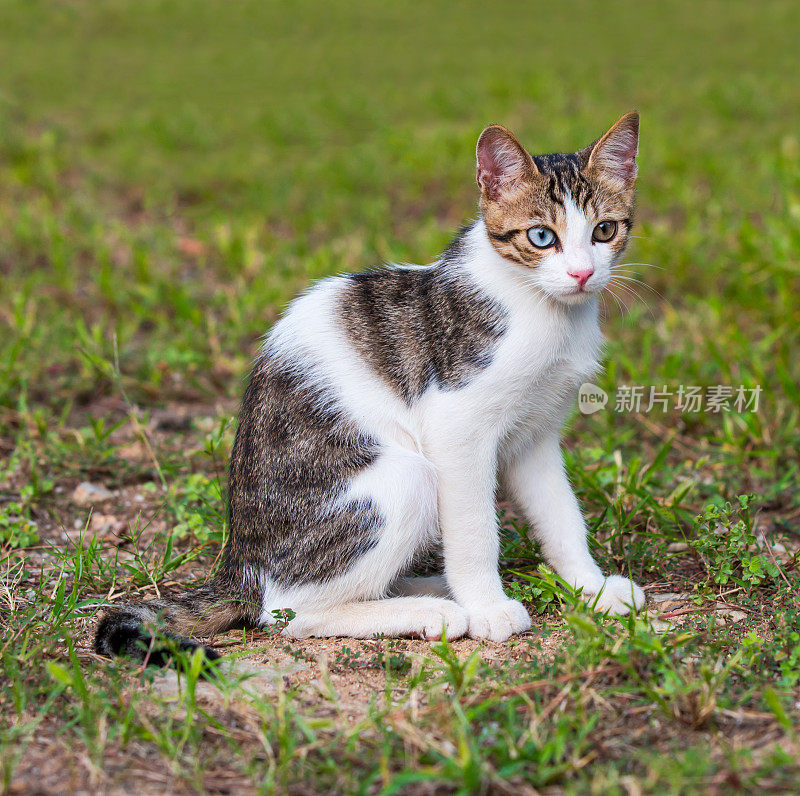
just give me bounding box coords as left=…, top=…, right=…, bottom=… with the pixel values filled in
left=1, top=0, right=799, bottom=792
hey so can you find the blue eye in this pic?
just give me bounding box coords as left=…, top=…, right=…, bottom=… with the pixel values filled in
left=527, top=226, right=557, bottom=249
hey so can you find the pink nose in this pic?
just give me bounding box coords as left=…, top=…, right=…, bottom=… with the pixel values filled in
left=568, top=267, right=594, bottom=288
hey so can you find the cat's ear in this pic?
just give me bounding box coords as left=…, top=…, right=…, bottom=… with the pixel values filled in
left=582, top=112, right=639, bottom=187
left=476, top=125, right=538, bottom=201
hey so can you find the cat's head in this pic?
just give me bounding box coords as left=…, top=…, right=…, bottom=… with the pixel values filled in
left=476, top=113, right=638, bottom=304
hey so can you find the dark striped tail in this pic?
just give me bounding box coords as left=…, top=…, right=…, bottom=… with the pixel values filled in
left=94, top=580, right=250, bottom=667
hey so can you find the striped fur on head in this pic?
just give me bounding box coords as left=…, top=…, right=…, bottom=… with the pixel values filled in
left=476, top=113, right=639, bottom=267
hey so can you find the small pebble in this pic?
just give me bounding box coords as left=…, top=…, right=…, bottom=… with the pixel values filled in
left=72, top=481, right=113, bottom=506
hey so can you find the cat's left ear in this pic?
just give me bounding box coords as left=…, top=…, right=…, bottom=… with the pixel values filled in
left=581, top=112, right=639, bottom=188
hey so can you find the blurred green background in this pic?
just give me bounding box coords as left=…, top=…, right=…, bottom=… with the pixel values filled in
left=1, top=0, right=798, bottom=484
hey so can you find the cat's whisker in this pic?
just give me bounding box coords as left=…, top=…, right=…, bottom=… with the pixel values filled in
left=612, top=284, right=657, bottom=323
left=610, top=280, right=645, bottom=305
left=610, top=291, right=629, bottom=318
left=610, top=274, right=673, bottom=310
left=602, top=283, right=630, bottom=318
left=613, top=261, right=665, bottom=271
left=607, top=279, right=656, bottom=321
left=598, top=292, right=610, bottom=321
left=599, top=292, right=622, bottom=323
left=611, top=272, right=672, bottom=309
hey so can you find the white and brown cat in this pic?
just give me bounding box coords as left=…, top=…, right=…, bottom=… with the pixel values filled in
left=96, top=113, right=645, bottom=662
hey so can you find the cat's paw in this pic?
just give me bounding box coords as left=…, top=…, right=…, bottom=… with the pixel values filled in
left=418, top=602, right=470, bottom=641
left=467, top=599, right=532, bottom=642
left=583, top=575, right=645, bottom=615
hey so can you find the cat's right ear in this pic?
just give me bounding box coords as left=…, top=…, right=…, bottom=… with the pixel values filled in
left=476, top=125, right=538, bottom=201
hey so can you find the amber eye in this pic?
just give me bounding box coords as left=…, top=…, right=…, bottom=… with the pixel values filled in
left=527, top=226, right=558, bottom=249
left=592, top=220, right=618, bottom=243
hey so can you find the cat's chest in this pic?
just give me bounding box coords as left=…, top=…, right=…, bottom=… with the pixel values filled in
left=501, top=308, right=600, bottom=389
left=485, top=306, right=603, bottom=431
left=512, top=345, right=598, bottom=428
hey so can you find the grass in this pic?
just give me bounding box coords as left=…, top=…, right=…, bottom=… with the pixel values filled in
left=1, top=0, right=799, bottom=792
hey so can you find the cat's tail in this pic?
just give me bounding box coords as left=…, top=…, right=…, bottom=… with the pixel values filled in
left=94, top=579, right=252, bottom=666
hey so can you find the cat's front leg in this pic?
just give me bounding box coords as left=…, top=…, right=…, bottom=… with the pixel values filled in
left=504, top=434, right=645, bottom=614
left=428, top=434, right=531, bottom=642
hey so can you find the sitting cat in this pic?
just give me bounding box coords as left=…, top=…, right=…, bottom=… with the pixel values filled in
left=96, top=113, right=645, bottom=662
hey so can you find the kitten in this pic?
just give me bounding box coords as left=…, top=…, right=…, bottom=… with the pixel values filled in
left=95, top=113, right=645, bottom=661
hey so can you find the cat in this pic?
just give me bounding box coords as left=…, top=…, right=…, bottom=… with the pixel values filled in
left=95, top=112, right=645, bottom=663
